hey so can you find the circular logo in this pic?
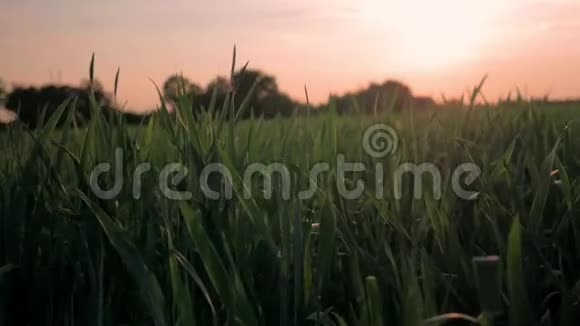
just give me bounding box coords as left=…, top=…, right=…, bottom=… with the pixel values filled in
left=362, top=124, right=398, bottom=158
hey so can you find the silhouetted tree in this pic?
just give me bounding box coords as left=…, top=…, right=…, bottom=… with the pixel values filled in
left=163, top=74, right=203, bottom=105
left=231, top=69, right=295, bottom=118
left=189, top=70, right=297, bottom=118
left=0, top=78, right=6, bottom=104
left=80, top=78, right=105, bottom=93
left=199, top=76, right=231, bottom=113
left=206, top=76, right=231, bottom=95
left=332, top=80, right=414, bottom=114
left=260, top=93, right=297, bottom=118
left=412, top=96, right=437, bottom=110
left=5, top=84, right=114, bottom=128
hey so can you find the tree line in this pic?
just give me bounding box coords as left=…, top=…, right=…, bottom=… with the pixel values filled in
left=0, top=69, right=437, bottom=128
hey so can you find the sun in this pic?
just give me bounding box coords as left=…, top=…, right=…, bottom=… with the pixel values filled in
left=360, top=0, right=506, bottom=71
left=393, top=8, right=490, bottom=69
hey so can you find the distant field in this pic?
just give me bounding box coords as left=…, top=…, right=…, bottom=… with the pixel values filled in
left=1, top=100, right=580, bottom=325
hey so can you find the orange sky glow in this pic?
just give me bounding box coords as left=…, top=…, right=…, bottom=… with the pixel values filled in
left=1, top=0, right=580, bottom=112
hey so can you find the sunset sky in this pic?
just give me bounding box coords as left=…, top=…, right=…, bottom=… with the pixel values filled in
left=1, top=0, right=580, bottom=111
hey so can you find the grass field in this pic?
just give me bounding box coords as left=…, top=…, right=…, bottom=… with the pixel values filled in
left=1, top=88, right=580, bottom=325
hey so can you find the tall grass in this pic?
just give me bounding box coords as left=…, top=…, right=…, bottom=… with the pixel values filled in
left=1, top=62, right=580, bottom=325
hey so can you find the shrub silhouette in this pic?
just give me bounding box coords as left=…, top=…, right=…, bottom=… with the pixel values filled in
left=5, top=84, right=113, bottom=128
left=330, top=80, right=417, bottom=114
